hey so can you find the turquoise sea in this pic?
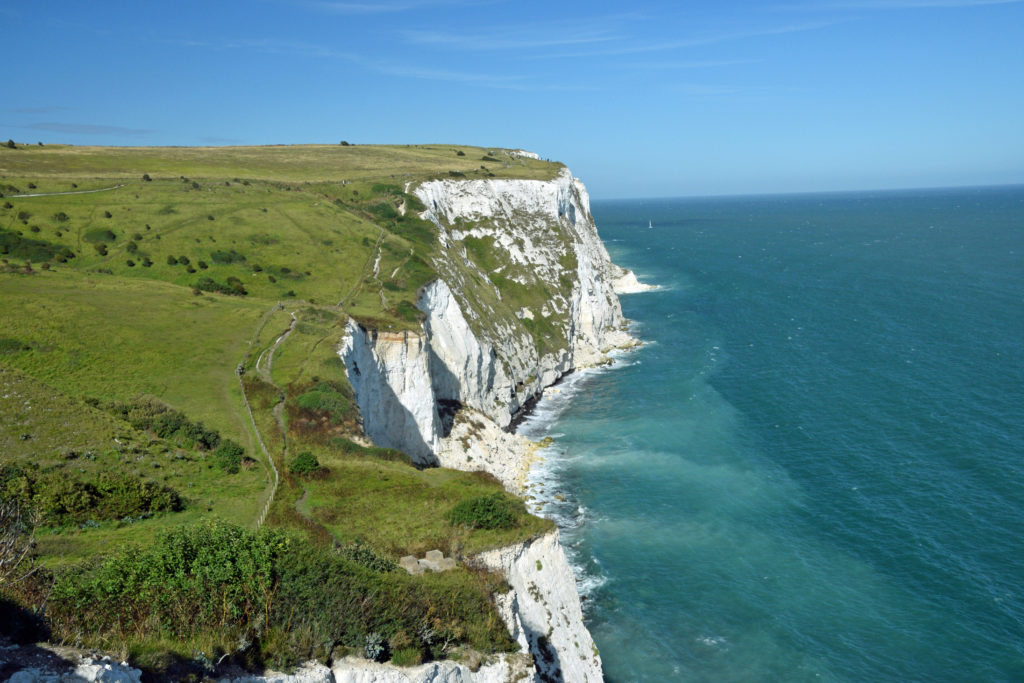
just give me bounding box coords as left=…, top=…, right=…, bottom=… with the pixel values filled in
left=519, top=186, right=1024, bottom=682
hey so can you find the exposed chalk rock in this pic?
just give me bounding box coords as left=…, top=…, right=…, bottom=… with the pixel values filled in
left=476, top=530, right=603, bottom=683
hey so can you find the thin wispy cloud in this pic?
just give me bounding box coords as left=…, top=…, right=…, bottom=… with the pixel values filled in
left=537, top=21, right=838, bottom=59
left=174, top=34, right=583, bottom=92
left=402, top=28, right=618, bottom=50
left=168, top=37, right=356, bottom=60
left=626, top=59, right=761, bottom=70
left=369, top=61, right=592, bottom=91
left=17, top=122, right=154, bottom=135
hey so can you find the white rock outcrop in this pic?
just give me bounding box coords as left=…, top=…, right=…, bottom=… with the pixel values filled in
left=476, top=530, right=602, bottom=683
left=5, top=656, right=143, bottom=683
left=341, top=168, right=644, bottom=461
left=330, top=654, right=533, bottom=682
left=339, top=324, right=440, bottom=465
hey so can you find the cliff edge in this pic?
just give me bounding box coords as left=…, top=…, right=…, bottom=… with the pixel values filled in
left=338, top=167, right=646, bottom=681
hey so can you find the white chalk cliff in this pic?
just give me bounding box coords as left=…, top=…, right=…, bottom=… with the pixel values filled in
left=339, top=166, right=647, bottom=682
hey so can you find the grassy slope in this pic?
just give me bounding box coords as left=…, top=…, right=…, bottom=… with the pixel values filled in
left=1, top=143, right=556, bottom=569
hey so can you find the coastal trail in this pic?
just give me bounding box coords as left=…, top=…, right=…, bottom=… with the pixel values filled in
left=238, top=304, right=297, bottom=529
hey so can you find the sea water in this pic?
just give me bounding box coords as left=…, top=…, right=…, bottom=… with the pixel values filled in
left=518, top=186, right=1024, bottom=682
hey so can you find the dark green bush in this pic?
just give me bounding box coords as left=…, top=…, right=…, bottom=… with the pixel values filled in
left=84, top=228, right=116, bottom=243
left=0, top=228, right=73, bottom=262
left=0, top=465, right=183, bottom=525
left=213, top=440, right=245, bottom=474
left=292, top=384, right=350, bottom=423
left=194, top=277, right=247, bottom=296
left=288, top=451, right=320, bottom=476
left=446, top=493, right=523, bottom=530
left=368, top=202, right=399, bottom=221
left=38, top=521, right=514, bottom=672
left=210, top=249, right=246, bottom=265
left=338, top=539, right=398, bottom=573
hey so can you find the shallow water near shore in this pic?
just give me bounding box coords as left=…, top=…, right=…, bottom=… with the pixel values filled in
left=520, top=186, right=1024, bottom=681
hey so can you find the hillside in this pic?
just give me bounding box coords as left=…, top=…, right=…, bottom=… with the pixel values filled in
left=0, top=143, right=563, bottom=677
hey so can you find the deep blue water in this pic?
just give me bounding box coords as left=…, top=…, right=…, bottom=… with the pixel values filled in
left=519, top=186, right=1024, bottom=682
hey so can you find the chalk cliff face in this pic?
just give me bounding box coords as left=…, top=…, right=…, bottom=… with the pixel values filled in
left=477, top=531, right=603, bottom=683
left=340, top=168, right=638, bottom=463
left=339, top=325, right=440, bottom=465
left=338, top=167, right=641, bottom=680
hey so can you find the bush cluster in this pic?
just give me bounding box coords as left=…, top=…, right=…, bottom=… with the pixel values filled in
left=210, top=249, right=247, bottom=265
left=0, top=465, right=183, bottom=526
left=291, top=382, right=351, bottom=423
left=35, top=522, right=514, bottom=673
left=0, top=228, right=75, bottom=262
left=288, top=451, right=321, bottom=476
left=104, top=399, right=245, bottom=473
left=194, top=276, right=247, bottom=296
left=446, top=493, right=523, bottom=530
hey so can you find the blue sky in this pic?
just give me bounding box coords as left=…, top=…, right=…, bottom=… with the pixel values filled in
left=4, top=0, right=1023, bottom=197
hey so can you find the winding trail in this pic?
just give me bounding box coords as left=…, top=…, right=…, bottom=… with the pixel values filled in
left=237, top=304, right=299, bottom=530
left=339, top=226, right=385, bottom=308
left=8, top=184, right=125, bottom=198
left=249, top=311, right=297, bottom=529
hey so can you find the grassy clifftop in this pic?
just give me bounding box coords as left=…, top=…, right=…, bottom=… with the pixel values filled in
left=0, top=143, right=560, bottom=183
left=0, top=143, right=556, bottom=675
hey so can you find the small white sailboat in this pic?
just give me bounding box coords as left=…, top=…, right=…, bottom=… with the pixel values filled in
left=648, top=219, right=653, bottom=229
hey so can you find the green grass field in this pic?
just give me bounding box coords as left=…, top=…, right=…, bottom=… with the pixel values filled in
left=0, top=143, right=558, bottom=673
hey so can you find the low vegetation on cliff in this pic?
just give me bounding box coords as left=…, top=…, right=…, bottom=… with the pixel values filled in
left=0, top=143, right=555, bottom=677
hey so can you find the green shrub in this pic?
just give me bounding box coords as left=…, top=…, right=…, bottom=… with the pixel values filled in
left=338, top=539, right=398, bottom=573
left=363, top=632, right=387, bottom=662
left=84, top=228, right=116, bottom=243
left=293, top=385, right=350, bottom=421
left=24, top=521, right=515, bottom=675
left=166, top=255, right=178, bottom=265
left=446, top=493, right=523, bottom=530
left=288, top=451, right=320, bottom=476
left=0, top=228, right=73, bottom=262
left=213, top=440, right=245, bottom=474
left=0, top=465, right=183, bottom=525
left=210, top=249, right=247, bottom=264
left=194, top=276, right=247, bottom=296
